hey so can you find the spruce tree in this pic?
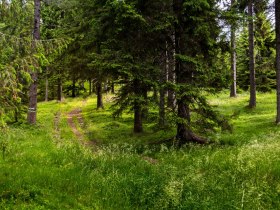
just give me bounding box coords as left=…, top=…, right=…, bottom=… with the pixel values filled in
left=173, top=0, right=225, bottom=144
left=27, top=0, right=41, bottom=124
left=0, top=0, right=33, bottom=124
left=230, top=0, right=237, bottom=97
left=248, top=0, right=257, bottom=108
left=276, top=0, right=280, bottom=123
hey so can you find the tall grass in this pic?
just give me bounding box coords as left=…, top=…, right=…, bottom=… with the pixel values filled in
left=0, top=92, right=280, bottom=209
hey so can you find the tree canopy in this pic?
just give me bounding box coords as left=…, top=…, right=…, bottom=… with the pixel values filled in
left=0, top=0, right=278, bottom=144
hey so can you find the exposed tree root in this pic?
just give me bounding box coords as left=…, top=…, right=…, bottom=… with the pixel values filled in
left=177, top=131, right=208, bottom=146
left=149, top=132, right=208, bottom=148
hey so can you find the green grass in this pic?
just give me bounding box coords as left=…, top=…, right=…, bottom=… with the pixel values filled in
left=82, top=95, right=175, bottom=146
left=1, top=92, right=280, bottom=209
left=209, top=91, right=279, bottom=145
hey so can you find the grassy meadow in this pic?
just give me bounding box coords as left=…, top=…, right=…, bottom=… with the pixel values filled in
left=1, top=92, right=280, bottom=209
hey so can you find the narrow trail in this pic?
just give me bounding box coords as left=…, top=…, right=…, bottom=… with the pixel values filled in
left=67, top=108, right=84, bottom=140
left=66, top=100, right=98, bottom=149
left=65, top=99, right=158, bottom=163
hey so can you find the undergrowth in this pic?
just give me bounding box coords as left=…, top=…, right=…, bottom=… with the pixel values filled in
left=0, top=92, right=280, bottom=209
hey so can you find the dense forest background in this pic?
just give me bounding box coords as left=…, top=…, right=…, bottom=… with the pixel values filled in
left=0, top=0, right=279, bottom=141
left=0, top=0, right=279, bottom=145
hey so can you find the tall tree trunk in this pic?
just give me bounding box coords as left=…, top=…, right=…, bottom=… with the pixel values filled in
left=276, top=0, right=280, bottom=123
left=142, top=87, right=148, bottom=120
left=230, top=0, right=237, bottom=98
left=159, top=87, right=165, bottom=127
left=45, top=68, right=49, bottom=101
left=167, top=34, right=176, bottom=109
left=248, top=0, right=256, bottom=108
left=133, top=79, right=143, bottom=133
left=134, top=103, right=143, bottom=133
left=45, top=75, right=48, bottom=102
left=51, top=84, right=55, bottom=100
left=72, top=78, right=76, bottom=98
left=173, top=0, right=206, bottom=145
left=27, top=0, right=40, bottom=124
left=89, top=79, right=92, bottom=95
left=174, top=0, right=191, bottom=143
left=57, top=77, right=62, bottom=102
left=96, top=81, right=104, bottom=109
left=159, top=45, right=168, bottom=127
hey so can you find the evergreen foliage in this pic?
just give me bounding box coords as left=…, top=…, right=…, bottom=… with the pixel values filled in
left=237, top=12, right=275, bottom=92
left=0, top=0, right=278, bottom=140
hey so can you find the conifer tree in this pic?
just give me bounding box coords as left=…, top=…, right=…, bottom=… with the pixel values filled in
left=248, top=0, right=257, bottom=108
left=276, top=0, right=280, bottom=123
left=27, top=0, right=41, bottom=124
left=230, top=0, right=237, bottom=97
left=173, top=0, right=225, bottom=144
left=237, top=1, right=274, bottom=93
left=0, top=0, right=33, bottom=124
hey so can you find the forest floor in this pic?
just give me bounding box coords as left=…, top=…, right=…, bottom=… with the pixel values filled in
left=67, top=108, right=84, bottom=140
left=1, top=91, right=280, bottom=209
left=66, top=99, right=98, bottom=149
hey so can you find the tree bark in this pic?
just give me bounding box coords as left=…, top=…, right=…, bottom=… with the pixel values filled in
left=96, top=81, right=104, bottom=109
left=27, top=74, right=38, bottom=124
left=57, top=77, right=62, bottom=102
left=27, top=0, right=40, bottom=124
left=134, top=104, right=143, bottom=133
left=72, top=78, right=76, bottom=98
left=133, top=79, right=143, bottom=133
left=141, top=87, right=148, bottom=120
left=167, top=34, right=176, bottom=109
left=174, top=0, right=191, bottom=142
left=51, top=84, right=55, bottom=100
left=159, top=88, right=165, bottom=127
left=276, top=0, right=280, bottom=123
left=89, top=79, right=92, bottom=95
left=230, top=0, right=237, bottom=98
left=45, top=74, right=48, bottom=102
left=248, top=0, right=256, bottom=108
left=159, top=45, right=168, bottom=127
